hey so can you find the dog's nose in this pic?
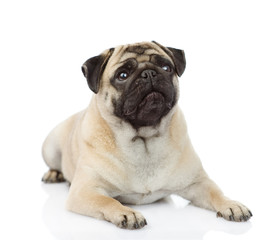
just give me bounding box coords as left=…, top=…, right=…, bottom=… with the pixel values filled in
left=141, top=69, right=157, bottom=79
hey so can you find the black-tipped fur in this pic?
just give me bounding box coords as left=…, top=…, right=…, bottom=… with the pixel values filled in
left=82, top=48, right=114, bottom=93
left=152, top=41, right=186, bottom=77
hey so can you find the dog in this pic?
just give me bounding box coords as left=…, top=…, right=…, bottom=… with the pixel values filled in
left=42, top=41, right=252, bottom=229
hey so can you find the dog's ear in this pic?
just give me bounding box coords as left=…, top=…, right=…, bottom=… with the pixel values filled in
left=82, top=48, right=114, bottom=93
left=152, top=41, right=186, bottom=77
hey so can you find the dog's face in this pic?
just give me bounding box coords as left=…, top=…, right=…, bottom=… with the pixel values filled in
left=82, top=41, right=186, bottom=128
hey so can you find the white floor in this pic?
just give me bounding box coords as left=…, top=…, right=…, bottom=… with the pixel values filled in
left=40, top=183, right=253, bottom=240
left=2, top=169, right=278, bottom=240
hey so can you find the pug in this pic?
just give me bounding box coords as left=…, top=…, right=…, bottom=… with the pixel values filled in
left=42, top=41, right=252, bottom=229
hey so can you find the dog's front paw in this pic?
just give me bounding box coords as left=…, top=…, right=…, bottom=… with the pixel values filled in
left=216, top=200, right=253, bottom=222
left=108, top=207, right=147, bottom=230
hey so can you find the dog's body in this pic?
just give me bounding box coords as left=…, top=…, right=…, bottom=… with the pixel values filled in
left=42, top=41, right=252, bottom=229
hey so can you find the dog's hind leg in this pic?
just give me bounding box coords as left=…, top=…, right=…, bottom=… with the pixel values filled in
left=42, top=169, right=65, bottom=183
left=41, top=124, right=65, bottom=183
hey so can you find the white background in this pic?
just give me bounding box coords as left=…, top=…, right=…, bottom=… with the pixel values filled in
left=0, top=0, right=279, bottom=239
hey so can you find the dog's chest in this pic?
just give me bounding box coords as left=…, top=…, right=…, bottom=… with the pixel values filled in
left=121, top=133, right=174, bottom=169
left=115, top=130, right=180, bottom=198
left=115, top=190, right=171, bottom=205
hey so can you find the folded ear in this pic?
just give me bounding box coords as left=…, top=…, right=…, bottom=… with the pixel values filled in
left=152, top=41, right=186, bottom=77
left=81, top=48, right=114, bottom=93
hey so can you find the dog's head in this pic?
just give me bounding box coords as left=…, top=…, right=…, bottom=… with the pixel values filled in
left=82, top=41, right=186, bottom=128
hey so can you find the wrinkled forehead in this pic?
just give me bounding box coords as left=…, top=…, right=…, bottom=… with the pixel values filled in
left=107, top=42, right=171, bottom=69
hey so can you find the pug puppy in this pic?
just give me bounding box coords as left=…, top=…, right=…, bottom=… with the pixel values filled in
left=42, top=41, right=252, bottom=229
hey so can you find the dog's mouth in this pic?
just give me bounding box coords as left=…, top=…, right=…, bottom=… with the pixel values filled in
left=123, top=91, right=173, bottom=127
left=137, top=91, right=167, bottom=115
left=138, top=91, right=165, bottom=108
left=123, top=92, right=164, bottom=115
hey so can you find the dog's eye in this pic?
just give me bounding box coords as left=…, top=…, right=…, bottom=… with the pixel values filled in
left=162, top=65, right=171, bottom=72
left=118, top=72, right=129, bottom=81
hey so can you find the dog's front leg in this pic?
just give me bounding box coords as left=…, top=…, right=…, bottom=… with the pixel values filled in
left=66, top=173, right=147, bottom=229
left=178, top=170, right=253, bottom=222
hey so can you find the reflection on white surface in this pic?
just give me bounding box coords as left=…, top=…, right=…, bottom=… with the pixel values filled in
left=41, top=183, right=251, bottom=240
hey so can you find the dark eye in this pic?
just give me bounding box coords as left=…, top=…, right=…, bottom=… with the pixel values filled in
left=118, top=72, right=129, bottom=81
left=162, top=65, right=171, bottom=72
